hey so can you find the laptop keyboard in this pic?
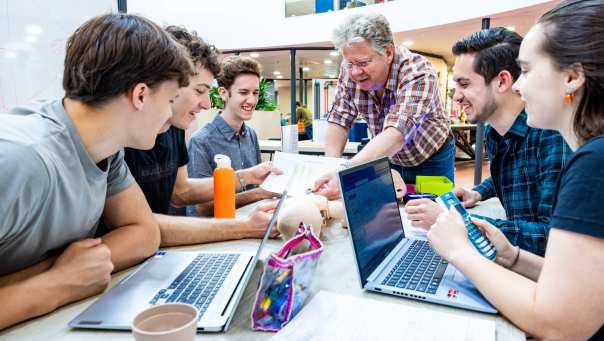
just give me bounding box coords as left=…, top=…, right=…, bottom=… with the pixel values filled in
left=149, top=253, right=239, bottom=318
left=381, top=240, right=448, bottom=295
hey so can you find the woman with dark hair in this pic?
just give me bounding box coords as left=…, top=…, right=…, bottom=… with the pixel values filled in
left=427, top=1, right=604, bottom=340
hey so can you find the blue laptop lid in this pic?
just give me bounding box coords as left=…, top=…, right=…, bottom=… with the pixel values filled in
left=338, top=158, right=405, bottom=287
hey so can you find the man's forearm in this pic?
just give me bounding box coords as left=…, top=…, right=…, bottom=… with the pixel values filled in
left=172, top=177, right=215, bottom=207
left=156, top=213, right=251, bottom=247
left=324, top=123, right=349, bottom=157
left=236, top=188, right=277, bottom=208
left=351, top=127, right=403, bottom=165
left=0, top=257, right=55, bottom=287
left=0, top=268, right=69, bottom=330
left=473, top=177, right=496, bottom=201
left=173, top=174, right=256, bottom=208
left=101, top=223, right=160, bottom=272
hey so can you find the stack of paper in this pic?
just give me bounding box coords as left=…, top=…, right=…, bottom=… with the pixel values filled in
left=261, top=152, right=346, bottom=196
left=271, top=291, right=496, bottom=341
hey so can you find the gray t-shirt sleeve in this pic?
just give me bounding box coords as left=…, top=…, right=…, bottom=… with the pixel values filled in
left=106, top=149, right=135, bottom=197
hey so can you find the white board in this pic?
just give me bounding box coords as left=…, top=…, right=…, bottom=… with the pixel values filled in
left=0, top=0, right=116, bottom=113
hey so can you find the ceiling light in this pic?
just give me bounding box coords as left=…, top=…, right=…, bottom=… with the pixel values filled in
left=402, top=40, right=414, bottom=47
left=24, top=35, right=37, bottom=43
left=302, top=67, right=310, bottom=71
left=277, top=75, right=283, bottom=79
left=329, top=51, right=338, bottom=57
left=324, top=59, right=333, bottom=65
left=273, top=71, right=281, bottom=75
left=328, top=74, right=336, bottom=78
left=250, top=52, right=259, bottom=58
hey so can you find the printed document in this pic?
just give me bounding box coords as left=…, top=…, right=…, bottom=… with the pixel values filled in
left=261, top=152, right=346, bottom=196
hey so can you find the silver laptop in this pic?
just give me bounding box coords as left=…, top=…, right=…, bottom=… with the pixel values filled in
left=338, top=159, right=496, bottom=314
left=69, top=193, right=287, bottom=332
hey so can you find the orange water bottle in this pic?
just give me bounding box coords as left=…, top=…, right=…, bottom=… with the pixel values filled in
left=213, top=154, right=236, bottom=218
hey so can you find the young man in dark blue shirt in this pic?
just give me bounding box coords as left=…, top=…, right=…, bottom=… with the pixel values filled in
left=405, top=28, right=571, bottom=256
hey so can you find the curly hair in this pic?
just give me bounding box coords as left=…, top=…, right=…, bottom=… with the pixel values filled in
left=332, top=12, right=393, bottom=55
left=165, top=25, right=220, bottom=77
left=217, top=56, right=261, bottom=91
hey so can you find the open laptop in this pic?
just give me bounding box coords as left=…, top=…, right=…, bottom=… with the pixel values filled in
left=338, top=158, right=496, bottom=314
left=69, top=192, right=287, bottom=332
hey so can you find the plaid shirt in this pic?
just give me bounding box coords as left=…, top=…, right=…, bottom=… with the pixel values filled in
left=473, top=111, right=571, bottom=256
left=328, top=46, right=450, bottom=167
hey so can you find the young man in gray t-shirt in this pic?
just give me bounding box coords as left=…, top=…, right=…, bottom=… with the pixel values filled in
left=0, top=13, right=192, bottom=329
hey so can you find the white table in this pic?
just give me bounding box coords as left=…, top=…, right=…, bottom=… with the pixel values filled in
left=0, top=198, right=523, bottom=340
left=259, top=140, right=360, bottom=158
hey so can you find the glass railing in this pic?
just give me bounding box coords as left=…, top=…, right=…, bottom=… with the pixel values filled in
left=285, top=0, right=396, bottom=17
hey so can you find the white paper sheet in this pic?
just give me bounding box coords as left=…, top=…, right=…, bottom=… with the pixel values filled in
left=271, top=291, right=496, bottom=341
left=260, top=152, right=346, bottom=196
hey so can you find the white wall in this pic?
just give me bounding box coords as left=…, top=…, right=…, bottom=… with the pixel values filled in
left=129, top=0, right=551, bottom=50
left=0, top=0, right=116, bottom=112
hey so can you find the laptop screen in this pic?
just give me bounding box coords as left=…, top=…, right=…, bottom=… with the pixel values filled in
left=339, top=158, right=405, bottom=286
left=234, top=190, right=287, bottom=289
left=252, top=190, right=287, bottom=261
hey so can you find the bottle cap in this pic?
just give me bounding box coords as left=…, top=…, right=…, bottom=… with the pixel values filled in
left=214, top=154, right=232, bottom=168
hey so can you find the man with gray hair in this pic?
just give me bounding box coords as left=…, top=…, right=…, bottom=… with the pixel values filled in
left=314, top=12, right=453, bottom=199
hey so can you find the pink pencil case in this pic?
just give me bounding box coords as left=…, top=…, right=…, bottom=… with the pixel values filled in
left=251, top=222, right=323, bottom=331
